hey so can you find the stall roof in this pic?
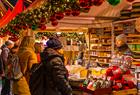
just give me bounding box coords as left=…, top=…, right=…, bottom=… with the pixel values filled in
left=47, top=0, right=140, bottom=28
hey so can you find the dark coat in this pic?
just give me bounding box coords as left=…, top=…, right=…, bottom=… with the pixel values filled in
left=41, top=48, right=72, bottom=95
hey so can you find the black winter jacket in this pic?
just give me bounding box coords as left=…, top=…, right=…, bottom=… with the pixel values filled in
left=41, top=48, right=72, bottom=95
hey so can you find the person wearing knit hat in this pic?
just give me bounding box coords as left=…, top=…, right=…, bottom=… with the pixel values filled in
left=46, top=37, right=63, bottom=50
left=0, top=40, right=14, bottom=95
left=116, top=34, right=127, bottom=48
left=30, top=37, right=72, bottom=95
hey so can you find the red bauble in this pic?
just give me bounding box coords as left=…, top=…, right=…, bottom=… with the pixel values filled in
left=55, top=12, right=64, bottom=20
left=93, top=0, right=104, bottom=6
left=126, top=0, right=135, bottom=2
left=22, top=25, right=28, bottom=30
left=80, top=1, right=88, bottom=7
left=50, top=15, right=56, bottom=21
left=72, top=10, right=80, bottom=16
left=40, top=24, right=46, bottom=30
left=65, top=10, right=72, bottom=16
left=51, top=20, right=58, bottom=26
left=5, top=31, right=12, bottom=36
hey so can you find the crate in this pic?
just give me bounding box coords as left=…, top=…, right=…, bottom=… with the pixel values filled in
left=113, top=88, right=137, bottom=95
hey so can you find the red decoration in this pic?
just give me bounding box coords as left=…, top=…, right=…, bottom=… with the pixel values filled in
left=65, top=10, right=72, bottom=16
left=79, top=1, right=88, bottom=7
left=93, top=0, right=104, bottom=6
left=55, top=12, right=64, bottom=20
left=72, top=10, right=80, bottom=16
left=126, top=0, right=135, bottom=2
left=49, top=15, right=56, bottom=22
left=51, top=20, right=58, bottom=26
left=40, top=24, right=46, bottom=30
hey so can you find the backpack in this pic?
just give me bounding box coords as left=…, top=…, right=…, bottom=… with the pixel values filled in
left=29, top=53, right=60, bottom=95
left=29, top=52, right=47, bottom=95
left=6, top=53, right=23, bottom=80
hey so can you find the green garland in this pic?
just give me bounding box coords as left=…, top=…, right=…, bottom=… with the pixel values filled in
left=0, top=0, right=122, bottom=37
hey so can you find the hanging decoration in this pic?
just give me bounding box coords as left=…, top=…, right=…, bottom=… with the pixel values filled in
left=126, top=0, right=135, bottom=2
left=0, top=0, right=124, bottom=37
left=92, top=0, right=104, bottom=6
left=107, top=0, right=121, bottom=6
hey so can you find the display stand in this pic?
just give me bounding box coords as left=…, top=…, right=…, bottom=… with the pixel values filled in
left=70, top=79, right=112, bottom=95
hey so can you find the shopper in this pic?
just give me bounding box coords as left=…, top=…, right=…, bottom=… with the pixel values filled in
left=31, top=37, right=72, bottom=95
left=6, top=44, right=23, bottom=95
left=13, top=36, right=38, bottom=95
left=0, top=40, right=14, bottom=95
left=112, top=34, right=133, bottom=71
left=34, top=42, right=44, bottom=63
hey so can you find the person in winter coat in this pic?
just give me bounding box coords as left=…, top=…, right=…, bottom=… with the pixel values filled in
left=0, top=40, right=14, bottom=95
left=111, top=34, right=133, bottom=72
left=12, top=36, right=38, bottom=95
left=40, top=37, right=72, bottom=95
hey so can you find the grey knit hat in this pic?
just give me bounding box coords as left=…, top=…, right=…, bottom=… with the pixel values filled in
left=5, top=40, right=14, bottom=46
left=116, top=34, right=127, bottom=43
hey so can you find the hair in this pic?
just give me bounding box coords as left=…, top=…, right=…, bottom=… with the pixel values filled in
left=20, top=36, right=35, bottom=48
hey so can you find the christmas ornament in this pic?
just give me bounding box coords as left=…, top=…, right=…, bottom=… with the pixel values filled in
left=72, top=10, right=80, bottom=16
left=51, top=20, right=58, bottom=26
left=93, top=0, right=104, bottom=6
left=31, top=25, right=38, bottom=30
left=126, top=0, right=135, bottom=2
left=40, top=24, right=46, bottom=30
left=55, top=12, right=64, bottom=20
left=107, top=0, right=121, bottom=6
left=65, top=10, right=72, bottom=16
left=79, top=1, right=89, bottom=7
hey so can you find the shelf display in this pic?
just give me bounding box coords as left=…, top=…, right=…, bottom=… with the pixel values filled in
left=89, top=28, right=112, bottom=66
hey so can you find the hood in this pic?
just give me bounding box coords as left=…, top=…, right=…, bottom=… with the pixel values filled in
left=42, top=48, right=64, bottom=62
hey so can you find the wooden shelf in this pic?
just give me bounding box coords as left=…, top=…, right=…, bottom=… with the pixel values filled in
left=90, top=50, right=111, bottom=52
left=90, top=43, right=111, bottom=45
left=127, top=35, right=140, bottom=38
left=91, top=36, right=111, bottom=39
left=128, top=43, right=140, bottom=45
left=90, top=56, right=111, bottom=58
left=98, top=62, right=109, bottom=64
